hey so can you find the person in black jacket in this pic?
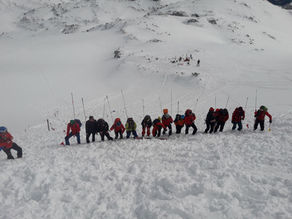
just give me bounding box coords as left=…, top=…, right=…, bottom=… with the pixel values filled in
left=204, top=107, right=216, bottom=133
left=96, top=119, right=113, bottom=141
left=85, top=116, right=97, bottom=143
left=141, top=115, right=152, bottom=137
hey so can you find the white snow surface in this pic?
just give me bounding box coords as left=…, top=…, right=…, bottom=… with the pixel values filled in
left=1, top=0, right=292, bottom=218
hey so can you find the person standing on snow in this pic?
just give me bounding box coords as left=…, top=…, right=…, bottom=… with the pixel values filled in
left=174, top=114, right=185, bottom=134
left=184, top=109, right=198, bottom=135
left=254, top=105, right=272, bottom=131
left=162, top=109, right=173, bottom=136
left=214, top=108, right=229, bottom=133
left=65, top=120, right=81, bottom=145
left=152, top=117, right=166, bottom=137
left=0, top=127, right=22, bottom=159
left=96, top=119, right=113, bottom=141
left=141, top=115, right=152, bottom=137
left=110, top=118, right=125, bottom=139
left=204, top=107, right=216, bottom=133
left=86, top=116, right=97, bottom=143
left=125, top=118, right=138, bottom=138
left=232, top=107, right=245, bottom=131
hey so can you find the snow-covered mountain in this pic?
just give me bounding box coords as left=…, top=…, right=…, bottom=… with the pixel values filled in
left=0, top=0, right=292, bottom=218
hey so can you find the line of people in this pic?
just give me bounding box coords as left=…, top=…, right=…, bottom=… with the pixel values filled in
left=64, top=105, right=272, bottom=145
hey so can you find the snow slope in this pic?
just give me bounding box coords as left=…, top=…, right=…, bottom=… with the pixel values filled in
left=0, top=0, right=292, bottom=218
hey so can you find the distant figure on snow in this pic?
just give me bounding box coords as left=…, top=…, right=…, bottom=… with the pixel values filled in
left=86, top=116, right=97, bottom=143
left=254, top=105, right=272, bottom=131
left=232, top=107, right=245, bottom=131
left=0, top=127, right=22, bottom=159
left=65, top=120, right=81, bottom=145
left=197, top=59, right=200, bottom=67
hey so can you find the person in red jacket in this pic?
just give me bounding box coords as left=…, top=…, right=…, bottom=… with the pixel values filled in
left=254, top=105, right=272, bottom=131
left=162, top=109, right=173, bottom=136
left=214, top=108, right=229, bottom=132
left=110, top=118, right=125, bottom=139
left=232, top=107, right=245, bottom=131
left=0, top=127, right=22, bottom=159
left=65, top=120, right=81, bottom=145
left=184, top=109, right=197, bottom=135
left=152, top=117, right=166, bottom=137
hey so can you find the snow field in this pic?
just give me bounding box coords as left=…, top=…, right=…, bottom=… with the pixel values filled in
left=1, top=113, right=292, bottom=218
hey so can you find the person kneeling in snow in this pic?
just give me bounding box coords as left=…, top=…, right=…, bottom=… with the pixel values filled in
left=152, top=117, right=166, bottom=137
left=0, top=127, right=22, bottom=159
left=110, top=118, right=125, bottom=139
left=254, top=105, right=272, bottom=131
left=125, top=118, right=138, bottom=139
left=96, top=119, right=113, bottom=141
left=65, top=120, right=81, bottom=145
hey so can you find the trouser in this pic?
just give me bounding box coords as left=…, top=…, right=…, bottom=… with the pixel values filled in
left=254, top=119, right=264, bottom=131
left=115, top=131, right=123, bottom=139
left=142, top=126, right=151, bottom=137
left=205, top=122, right=215, bottom=133
left=185, top=123, right=197, bottom=135
left=126, top=130, right=138, bottom=138
left=176, top=125, right=183, bottom=134
left=100, top=131, right=113, bottom=141
left=86, top=132, right=95, bottom=143
left=232, top=121, right=243, bottom=131
left=214, top=121, right=226, bottom=133
left=163, top=124, right=172, bottom=136
left=3, top=142, right=23, bottom=159
left=152, top=126, right=162, bottom=137
left=65, top=132, right=80, bottom=145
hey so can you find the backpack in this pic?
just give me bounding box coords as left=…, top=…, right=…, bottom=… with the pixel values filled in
left=75, top=119, right=82, bottom=127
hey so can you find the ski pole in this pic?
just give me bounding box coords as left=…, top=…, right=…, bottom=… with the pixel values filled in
left=268, top=122, right=271, bottom=132
left=215, top=96, right=217, bottom=109
left=121, top=90, right=128, bottom=118
left=71, top=92, right=76, bottom=119
left=171, top=89, right=173, bottom=116
left=255, top=89, right=258, bottom=111
left=142, top=99, right=145, bottom=117
left=106, top=95, right=114, bottom=123
left=102, top=97, right=106, bottom=118
left=159, top=97, right=162, bottom=113
left=244, top=97, right=249, bottom=128
left=81, top=97, right=86, bottom=122
left=225, top=96, right=230, bottom=108
left=177, top=101, right=180, bottom=114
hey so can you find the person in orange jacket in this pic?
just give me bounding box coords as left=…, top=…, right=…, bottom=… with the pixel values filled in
left=0, top=127, right=22, bottom=159
left=162, top=109, right=173, bottom=136
left=184, top=109, right=197, bottom=135
left=152, top=117, right=166, bottom=137
left=110, top=118, right=125, bottom=139
left=65, top=120, right=81, bottom=145
left=254, top=105, right=272, bottom=131
left=174, top=114, right=185, bottom=134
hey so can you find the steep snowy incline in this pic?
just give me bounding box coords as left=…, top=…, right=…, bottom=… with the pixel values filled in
left=0, top=113, right=292, bottom=218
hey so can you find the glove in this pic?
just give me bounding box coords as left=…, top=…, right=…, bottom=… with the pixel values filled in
left=269, top=120, right=272, bottom=124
